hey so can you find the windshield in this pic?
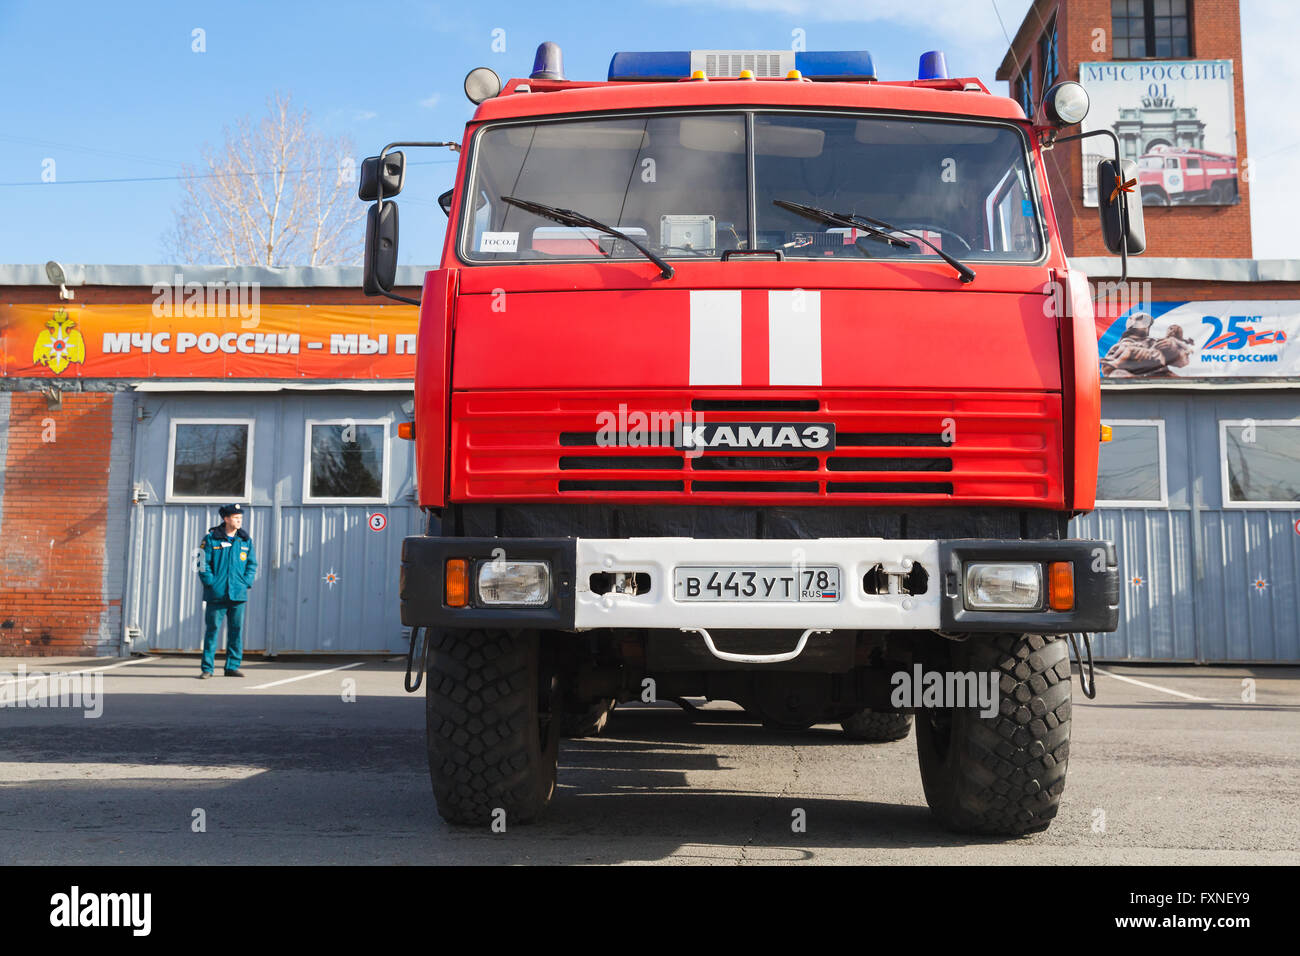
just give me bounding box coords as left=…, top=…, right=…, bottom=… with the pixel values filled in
left=461, top=111, right=1044, bottom=264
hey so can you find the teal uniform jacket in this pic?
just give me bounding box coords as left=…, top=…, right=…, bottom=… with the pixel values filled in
left=198, top=525, right=258, bottom=603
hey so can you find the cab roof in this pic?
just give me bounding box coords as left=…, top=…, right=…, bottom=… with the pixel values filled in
left=469, top=77, right=1030, bottom=125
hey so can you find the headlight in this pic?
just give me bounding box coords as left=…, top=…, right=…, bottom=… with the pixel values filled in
left=964, top=563, right=1042, bottom=610
left=476, top=560, right=551, bottom=607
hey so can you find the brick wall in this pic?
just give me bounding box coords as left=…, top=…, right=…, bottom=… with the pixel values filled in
left=0, top=392, right=116, bottom=656
left=1003, top=0, right=1252, bottom=260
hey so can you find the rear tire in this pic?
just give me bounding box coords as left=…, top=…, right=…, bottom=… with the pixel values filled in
left=1211, top=179, right=1237, bottom=203
left=915, top=633, right=1072, bottom=835
left=841, top=709, right=913, bottom=742
left=425, top=628, right=561, bottom=826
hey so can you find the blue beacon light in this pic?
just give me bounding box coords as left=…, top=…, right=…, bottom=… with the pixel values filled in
left=918, top=50, right=948, bottom=80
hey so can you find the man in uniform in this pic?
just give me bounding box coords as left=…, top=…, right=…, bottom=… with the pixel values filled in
left=197, top=503, right=258, bottom=678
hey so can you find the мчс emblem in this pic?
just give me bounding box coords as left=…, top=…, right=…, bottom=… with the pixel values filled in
left=32, top=309, right=87, bottom=376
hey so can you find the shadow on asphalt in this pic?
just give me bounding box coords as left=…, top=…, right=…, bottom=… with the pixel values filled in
left=0, top=688, right=1034, bottom=860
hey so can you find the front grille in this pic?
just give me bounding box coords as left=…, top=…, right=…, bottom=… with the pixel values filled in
left=453, top=390, right=1062, bottom=506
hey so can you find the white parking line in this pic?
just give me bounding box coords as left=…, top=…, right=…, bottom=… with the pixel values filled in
left=247, top=661, right=365, bottom=690
left=1094, top=666, right=1215, bottom=702
left=0, top=656, right=147, bottom=688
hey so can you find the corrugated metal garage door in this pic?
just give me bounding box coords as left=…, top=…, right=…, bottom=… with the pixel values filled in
left=123, top=390, right=419, bottom=654
left=1070, top=389, right=1299, bottom=662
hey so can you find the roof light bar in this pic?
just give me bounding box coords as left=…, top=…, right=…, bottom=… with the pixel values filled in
left=608, top=49, right=875, bottom=82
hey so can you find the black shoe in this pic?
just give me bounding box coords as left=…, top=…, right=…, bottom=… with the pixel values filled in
left=224, top=669, right=245, bottom=677
left=199, top=672, right=214, bottom=680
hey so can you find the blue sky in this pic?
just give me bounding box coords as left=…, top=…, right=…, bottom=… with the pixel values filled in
left=1, top=0, right=1295, bottom=266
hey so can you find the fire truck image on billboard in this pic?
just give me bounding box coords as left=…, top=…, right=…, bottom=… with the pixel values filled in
left=358, top=43, right=1143, bottom=836
left=1138, top=145, right=1239, bottom=206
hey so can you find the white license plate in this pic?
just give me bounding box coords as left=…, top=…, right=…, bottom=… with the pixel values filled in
left=673, top=566, right=841, bottom=602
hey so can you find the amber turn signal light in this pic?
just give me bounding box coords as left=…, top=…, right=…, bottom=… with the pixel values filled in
left=445, top=559, right=469, bottom=607
left=398, top=421, right=415, bottom=440
left=1047, top=561, right=1074, bottom=611
left=1100, top=424, right=1113, bottom=442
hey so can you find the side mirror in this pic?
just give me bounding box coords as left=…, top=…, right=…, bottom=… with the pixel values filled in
left=363, top=202, right=400, bottom=295
left=1097, top=158, right=1146, bottom=256
left=358, top=152, right=406, bottom=202
left=438, top=188, right=454, bottom=216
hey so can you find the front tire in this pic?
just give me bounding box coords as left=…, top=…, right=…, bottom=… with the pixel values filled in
left=425, top=628, right=561, bottom=826
left=916, top=633, right=1072, bottom=835
left=841, top=709, right=913, bottom=742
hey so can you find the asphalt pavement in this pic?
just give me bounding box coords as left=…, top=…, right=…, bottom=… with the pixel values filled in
left=1, top=653, right=1297, bottom=865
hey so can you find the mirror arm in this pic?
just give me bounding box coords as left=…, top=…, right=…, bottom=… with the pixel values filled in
left=377, top=290, right=422, bottom=306
left=369, top=141, right=460, bottom=304
left=375, top=140, right=460, bottom=211
left=1051, top=127, right=1128, bottom=282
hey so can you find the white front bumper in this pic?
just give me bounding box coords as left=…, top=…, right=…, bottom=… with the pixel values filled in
left=573, top=537, right=940, bottom=630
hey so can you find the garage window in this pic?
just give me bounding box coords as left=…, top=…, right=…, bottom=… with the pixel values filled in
left=1096, top=420, right=1167, bottom=506
left=167, top=419, right=254, bottom=502
left=304, top=420, right=388, bottom=504
left=1220, top=420, right=1300, bottom=508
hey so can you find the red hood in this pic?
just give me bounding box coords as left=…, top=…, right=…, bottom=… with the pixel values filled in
left=452, top=262, right=1060, bottom=392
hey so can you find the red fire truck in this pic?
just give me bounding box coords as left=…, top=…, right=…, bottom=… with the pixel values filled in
left=360, top=44, right=1142, bottom=835
left=1137, top=144, right=1239, bottom=205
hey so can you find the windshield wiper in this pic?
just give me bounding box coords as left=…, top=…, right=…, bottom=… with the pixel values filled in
left=501, top=196, right=674, bottom=279
left=773, top=199, right=976, bottom=284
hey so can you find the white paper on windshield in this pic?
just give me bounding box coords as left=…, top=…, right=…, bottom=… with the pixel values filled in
left=479, top=231, right=519, bottom=252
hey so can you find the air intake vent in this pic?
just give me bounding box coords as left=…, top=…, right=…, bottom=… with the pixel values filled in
left=559, top=480, right=684, bottom=492
left=693, top=480, right=819, bottom=493
left=559, top=431, right=674, bottom=447
left=560, top=456, right=681, bottom=470
left=691, top=456, right=818, bottom=471
left=838, top=433, right=953, bottom=447
left=827, top=457, right=953, bottom=472
left=827, top=481, right=953, bottom=494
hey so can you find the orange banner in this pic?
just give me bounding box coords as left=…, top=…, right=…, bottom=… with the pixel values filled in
left=2, top=303, right=419, bottom=379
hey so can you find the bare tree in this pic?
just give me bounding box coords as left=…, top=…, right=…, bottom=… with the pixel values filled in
left=164, top=93, right=364, bottom=266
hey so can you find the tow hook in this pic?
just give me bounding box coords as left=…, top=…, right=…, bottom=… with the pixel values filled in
left=404, top=626, right=430, bottom=693
left=1067, top=632, right=1097, bottom=699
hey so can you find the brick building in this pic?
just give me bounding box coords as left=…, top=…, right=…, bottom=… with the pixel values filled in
left=998, top=0, right=1252, bottom=259
left=1000, top=0, right=1299, bottom=661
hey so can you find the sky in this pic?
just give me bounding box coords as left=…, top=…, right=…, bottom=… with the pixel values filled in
left=0, top=0, right=1296, bottom=267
